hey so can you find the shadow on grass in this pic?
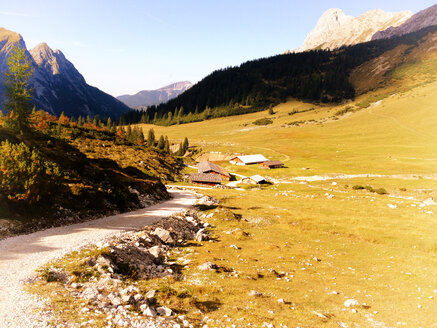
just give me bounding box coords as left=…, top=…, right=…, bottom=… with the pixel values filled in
left=195, top=300, right=222, bottom=312
left=193, top=204, right=218, bottom=211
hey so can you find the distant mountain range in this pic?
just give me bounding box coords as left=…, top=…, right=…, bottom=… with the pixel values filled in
left=117, top=81, right=193, bottom=108
left=0, top=27, right=130, bottom=118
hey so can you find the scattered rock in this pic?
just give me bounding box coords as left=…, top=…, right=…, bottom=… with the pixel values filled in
left=344, top=299, right=360, bottom=307
left=248, top=290, right=263, bottom=297
left=198, top=262, right=218, bottom=271
left=140, top=304, right=157, bottom=317
left=313, top=311, right=328, bottom=319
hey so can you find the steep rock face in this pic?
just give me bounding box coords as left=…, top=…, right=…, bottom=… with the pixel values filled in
left=117, top=81, right=193, bottom=108
left=372, top=4, right=437, bottom=40
left=292, top=8, right=412, bottom=52
left=0, top=28, right=130, bottom=118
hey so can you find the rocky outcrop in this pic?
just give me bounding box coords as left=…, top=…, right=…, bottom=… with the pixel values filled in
left=117, top=81, right=193, bottom=108
left=291, top=8, right=412, bottom=52
left=35, top=208, right=213, bottom=327
left=0, top=27, right=130, bottom=118
left=372, top=4, right=437, bottom=40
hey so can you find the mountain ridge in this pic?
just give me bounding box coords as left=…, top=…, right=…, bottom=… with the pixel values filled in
left=117, top=81, right=193, bottom=108
left=0, top=28, right=130, bottom=118
left=372, top=4, right=437, bottom=40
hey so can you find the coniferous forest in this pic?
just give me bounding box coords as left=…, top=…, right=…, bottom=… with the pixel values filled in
left=120, top=26, right=437, bottom=126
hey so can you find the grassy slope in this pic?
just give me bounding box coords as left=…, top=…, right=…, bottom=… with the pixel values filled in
left=136, top=80, right=437, bottom=178
left=26, top=41, right=437, bottom=327
left=125, top=52, right=437, bottom=327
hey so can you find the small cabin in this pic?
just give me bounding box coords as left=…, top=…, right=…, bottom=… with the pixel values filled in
left=197, top=161, right=230, bottom=181
left=230, top=154, right=268, bottom=166
left=190, top=173, right=222, bottom=186
left=241, top=175, right=267, bottom=185
left=260, top=160, right=284, bottom=169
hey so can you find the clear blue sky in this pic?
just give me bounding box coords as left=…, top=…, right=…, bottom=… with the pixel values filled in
left=0, top=0, right=434, bottom=96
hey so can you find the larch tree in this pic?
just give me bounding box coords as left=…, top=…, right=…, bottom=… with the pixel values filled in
left=3, top=45, right=34, bottom=133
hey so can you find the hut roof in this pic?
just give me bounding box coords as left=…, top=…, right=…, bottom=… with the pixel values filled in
left=198, top=161, right=230, bottom=177
left=249, top=175, right=266, bottom=183
left=190, top=173, right=222, bottom=184
left=262, top=160, right=284, bottom=166
left=230, top=154, right=268, bottom=164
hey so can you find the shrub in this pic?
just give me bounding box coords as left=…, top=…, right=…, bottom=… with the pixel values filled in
left=253, top=118, right=273, bottom=126
left=0, top=140, right=61, bottom=204
left=352, top=185, right=365, bottom=190
left=375, top=188, right=388, bottom=195
left=365, top=185, right=375, bottom=192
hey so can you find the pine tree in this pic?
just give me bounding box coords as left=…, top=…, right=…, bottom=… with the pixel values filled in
left=147, top=128, right=155, bottom=147
left=178, top=107, right=184, bottom=118
left=138, top=128, right=145, bottom=145
left=106, top=117, right=112, bottom=129
left=178, top=142, right=184, bottom=156
left=4, top=45, right=34, bottom=133
left=157, top=135, right=165, bottom=150
left=182, top=137, right=189, bottom=153
left=126, top=125, right=132, bottom=142
left=164, top=136, right=170, bottom=153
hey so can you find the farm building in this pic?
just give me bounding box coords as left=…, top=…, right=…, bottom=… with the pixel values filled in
left=242, top=175, right=267, bottom=184
left=230, top=154, right=268, bottom=165
left=260, top=160, right=284, bottom=169
left=198, top=161, right=230, bottom=181
left=189, top=173, right=222, bottom=186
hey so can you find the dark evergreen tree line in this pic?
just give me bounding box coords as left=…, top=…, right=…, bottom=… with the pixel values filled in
left=119, top=26, right=437, bottom=126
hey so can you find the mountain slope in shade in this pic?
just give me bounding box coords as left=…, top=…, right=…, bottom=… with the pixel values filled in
left=117, top=81, right=193, bottom=108
left=372, top=4, right=437, bottom=40
left=291, top=8, right=412, bottom=52
left=0, top=28, right=130, bottom=118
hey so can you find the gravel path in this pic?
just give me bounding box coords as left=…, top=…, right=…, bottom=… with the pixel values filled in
left=0, top=190, right=197, bottom=328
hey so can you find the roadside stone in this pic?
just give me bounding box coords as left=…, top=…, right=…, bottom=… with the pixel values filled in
left=156, top=306, right=174, bottom=316
left=82, top=287, right=99, bottom=300
left=108, top=293, right=122, bottom=307
left=195, top=228, right=208, bottom=242
left=133, top=293, right=144, bottom=303
left=146, top=290, right=156, bottom=299
left=121, top=294, right=135, bottom=304
left=148, top=245, right=164, bottom=261
left=140, top=304, right=157, bottom=317
left=152, top=228, right=175, bottom=244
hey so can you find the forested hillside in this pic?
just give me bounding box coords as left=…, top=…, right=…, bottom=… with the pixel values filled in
left=121, top=25, right=437, bottom=125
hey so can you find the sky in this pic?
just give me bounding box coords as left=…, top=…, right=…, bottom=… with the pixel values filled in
left=0, top=0, right=434, bottom=97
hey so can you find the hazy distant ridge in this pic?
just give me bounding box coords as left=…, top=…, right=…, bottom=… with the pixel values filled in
left=117, top=81, right=193, bottom=108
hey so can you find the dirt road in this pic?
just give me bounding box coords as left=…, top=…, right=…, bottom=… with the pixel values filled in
left=0, top=190, right=196, bottom=328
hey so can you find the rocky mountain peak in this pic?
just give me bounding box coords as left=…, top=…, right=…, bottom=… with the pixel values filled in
left=292, top=8, right=412, bottom=53
left=29, top=42, right=85, bottom=85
